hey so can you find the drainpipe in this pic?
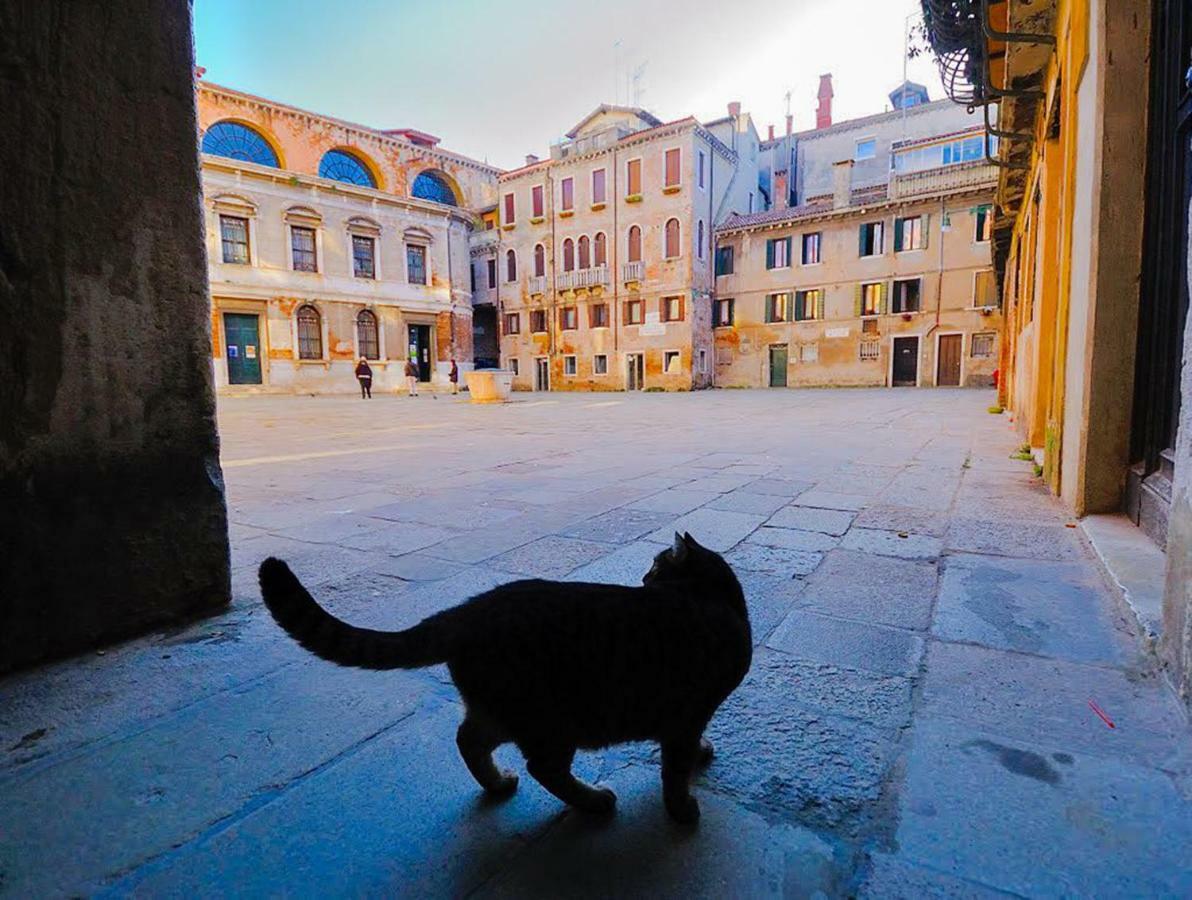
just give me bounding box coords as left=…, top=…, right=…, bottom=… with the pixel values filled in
left=612, top=145, right=619, bottom=355
left=547, top=166, right=556, bottom=358
left=707, top=136, right=715, bottom=388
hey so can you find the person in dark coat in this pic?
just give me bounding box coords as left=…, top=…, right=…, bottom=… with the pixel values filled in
left=355, top=358, right=373, bottom=399
left=404, top=358, right=419, bottom=397
left=449, top=358, right=460, bottom=395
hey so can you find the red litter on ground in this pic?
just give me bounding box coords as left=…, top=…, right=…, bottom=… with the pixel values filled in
left=1088, top=699, right=1116, bottom=729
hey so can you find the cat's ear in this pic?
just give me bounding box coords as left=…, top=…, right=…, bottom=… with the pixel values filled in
left=672, top=531, right=689, bottom=562
left=683, top=531, right=697, bottom=548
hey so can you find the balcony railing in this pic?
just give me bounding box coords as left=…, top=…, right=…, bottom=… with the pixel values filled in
left=528, top=275, right=547, bottom=296
left=558, top=266, right=609, bottom=290
left=621, top=260, right=644, bottom=283
left=888, top=161, right=998, bottom=200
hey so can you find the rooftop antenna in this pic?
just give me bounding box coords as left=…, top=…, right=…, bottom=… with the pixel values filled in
left=613, top=39, right=622, bottom=104
left=631, top=61, right=648, bottom=107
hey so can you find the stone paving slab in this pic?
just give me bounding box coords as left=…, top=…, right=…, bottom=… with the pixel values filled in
left=565, top=539, right=664, bottom=586
left=369, top=551, right=471, bottom=582
left=554, top=508, right=675, bottom=544
left=840, top=527, right=943, bottom=561
left=860, top=852, right=1015, bottom=899
left=852, top=505, right=948, bottom=537
left=766, top=611, right=926, bottom=677
left=796, top=549, right=937, bottom=631
left=746, top=525, right=841, bottom=553
left=790, top=490, right=869, bottom=511
left=646, top=508, right=767, bottom=552
left=725, top=542, right=824, bottom=578
left=627, top=489, right=720, bottom=515
left=487, top=535, right=612, bottom=579
left=766, top=505, right=856, bottom=536
left=704, top=491, right=790, bottom=516
left=945, top=517, right=1086, bottom=560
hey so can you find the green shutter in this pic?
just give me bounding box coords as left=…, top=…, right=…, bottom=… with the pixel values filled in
left=880, top=282, right=890, bottom=315
left=765, top=240, right=774, bottom=269
left=794, top=292, right=805, bottom=322
left=922, top=213, right=930, bottom=249
left=784, top=237, right=792, bottom=267
left=854, top=283, right=863, bottom=317
left=858, top=226, right=866, bottom=257
left=893, top=218, right=904, bottom=252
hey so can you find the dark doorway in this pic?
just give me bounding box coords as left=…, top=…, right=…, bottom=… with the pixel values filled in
left=224, top=313, right=262, bottom=385
left=472, top=306, right=499, bottom=368
left=937, top=334, right=962, bottom=386
left=626, top=353, right=644, bottom=391
left=408, top=324, right=431, bottom=381
left=534, top=357, right=550, bottom=391
left=892, top=336, right=918, bottom=386
left=768, top=344, right=788, bottom=387
left=1129, top=0, right=1191, bottom=541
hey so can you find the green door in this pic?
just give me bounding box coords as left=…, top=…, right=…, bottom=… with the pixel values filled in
left=224, top=313, right=262, bottom=385
left=769, top=344, right=788, bottom=387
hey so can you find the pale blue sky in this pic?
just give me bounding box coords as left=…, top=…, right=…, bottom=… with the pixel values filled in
left=194, top=0, right=942, bottom=170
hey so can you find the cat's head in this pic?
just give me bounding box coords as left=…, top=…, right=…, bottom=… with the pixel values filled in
left=643, top=531, right=743, bottom=597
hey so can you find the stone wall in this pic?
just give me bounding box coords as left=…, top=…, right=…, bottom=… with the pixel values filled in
left=0, top=1, right=230, bottom=671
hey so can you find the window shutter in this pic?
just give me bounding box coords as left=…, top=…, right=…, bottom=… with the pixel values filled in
left=854, top=283, right=863, bottom=317
left=794, top=293, right=805, bottom=321
left=922, top=213, right=930, bottom=249
left=784, top=237, right=792, bottom=266
left=858, top=227, right=866, bottom=256
left=766, top=240, right=775, bottom=269
left=894, top=218, right=904, bottom=252
left=881, top=282, right=890, bottom=315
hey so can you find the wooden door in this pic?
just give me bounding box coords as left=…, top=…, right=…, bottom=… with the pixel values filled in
left=768, top=345, right=788, bottom=387
left=223, top=313, right=262, bottom=385
left=534, top=357, right=550, bottom=391
left=626, top=354, right=644, bottom=391
left=937, top=334, right=962, bottom=386
left=892, top=336, right=918, bottom=386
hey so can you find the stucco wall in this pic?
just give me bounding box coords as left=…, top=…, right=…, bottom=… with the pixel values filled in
left=0, top=2, right=229, bottom=671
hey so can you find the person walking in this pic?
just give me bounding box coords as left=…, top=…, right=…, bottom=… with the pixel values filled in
left=404, top=357, right=419, bottom=397
left=449, top=358, right=460, bottom=395
left=354, top=358, right=373, bottom=399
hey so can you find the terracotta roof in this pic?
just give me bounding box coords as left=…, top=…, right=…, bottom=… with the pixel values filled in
left=565, top=104, right=662, bottom=139
left=717, top=184, right=890, bottom=232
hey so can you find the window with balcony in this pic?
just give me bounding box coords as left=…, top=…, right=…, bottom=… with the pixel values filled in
left=971, top=331, right=996, bottom=358
left=975, top=205, right=992, bottom=242
left=592, top=168, right=607, bottom=205
left=859, top=281, right=885, bottom=316
left=627, top=225, right=642, bottom=262
left=626, top=158, right=642, bottom=197
left=664, top=218, right=680, bottom=259
left=661, top=295, right=684, bottom=322
left=625, top=299, right=643, bottom=324
left=407, top=244, right=427, bottom=285
left=892, top=278, right=921, bottom=313
left=561, top=177, right=574, bottom=212
left=291, top=226, right=317, bottom=272
left=802, top=232, right=822, bottom=264
left=766, top=236, right=791, bottom=269
left=894, top=216, right=924, bottom=252
left=664, top=148, right=681, bottom=189
left=533, top=243, right=545, bottom=278
left=594, top=231, right=607, bottom=266
left=765, top=292, right=791, bottom=323
left=530, top=309, right=547, bottom=333
left=531, top=184, right=544, bottom=219
left=503, top=192, right=515, bottom=226
left=220, top=215, right=250, bottom=265
left=794, top=289, right=823, bottom=321
left=593, top=353, right=608, bottom=374
left=560, top=306, right=578, bottom=330
left=578, top=235, right=590, bottom=269
left=563, top=238, right=575, bottom=272
left=859, top=340, right=881, bottom=360
left=564, top=355, right=577, bottom=376
left=713, top=298, right=734, bottom=326
left=504, top=312, right=520, bottom=334
left=352, top=235, right=376, bottom=278
left=859, top=221, right=884, bottom=257
left=715, top=245, right=734, bottom=275
left=506, top=248, right=517, bottom=282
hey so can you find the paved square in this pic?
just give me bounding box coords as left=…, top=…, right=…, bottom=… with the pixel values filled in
left=0, top=389, right=1187, bottom=897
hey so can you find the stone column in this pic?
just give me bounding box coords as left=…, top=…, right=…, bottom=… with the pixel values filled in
left=0, top=1, right=230, bottom=671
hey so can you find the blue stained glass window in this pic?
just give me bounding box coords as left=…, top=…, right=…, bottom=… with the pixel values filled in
left=201, top=121, right=279, bottom=167
left=319, top=150, right=376, bottom=187
left=412, top=171, right=458, bottom=206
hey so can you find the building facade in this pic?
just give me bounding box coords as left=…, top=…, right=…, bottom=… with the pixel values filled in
left=196, top=80, right=499, bottom=394
left=495, top=103, right=760, bottom=391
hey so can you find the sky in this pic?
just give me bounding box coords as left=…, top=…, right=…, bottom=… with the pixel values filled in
left=194, top=0, right=943, bottom=171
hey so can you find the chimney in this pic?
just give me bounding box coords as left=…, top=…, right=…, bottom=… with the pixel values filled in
left=785, top=114, right=793, bottom=136
left=727, top=101, right=741, bottom=119
left=816, top=74, right=834, bottom=129
left=832, top=159, right=853, bottom=209
left=774, top=170, right=789, bottom=210
left=768, top=124, right=775, bottom=141
left=525, top=153, right=539, bottom=166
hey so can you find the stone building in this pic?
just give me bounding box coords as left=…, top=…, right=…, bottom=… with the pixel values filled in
left=197, top=80, right=500, bottom=394
left=495, top=103, right=760, bottom=391
left=922, top=0, right=1192, bottom=708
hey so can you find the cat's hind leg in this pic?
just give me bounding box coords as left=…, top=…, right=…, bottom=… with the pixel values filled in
left=697, top=736, right=715, bottom=767
left=661, top=737, right=703, bottom=824
left=524, top=747, right=616, bottom=815
left=456, top=714, right=518, bottom=797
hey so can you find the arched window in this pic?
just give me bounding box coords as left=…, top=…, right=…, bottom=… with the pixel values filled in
left=356, top=309, right=379, bottom=359
left=201, top=121, right=279, bottom=167
left=563, top=238, right=575, bottom=272
left=534, top=243, right=545, bottom=278
left=319, top=149, right=376, bottom=187
left=578, top=235, right=591, bottom=269
left=627, top=225, right=642, bottom=262
left=506, top=248, right=517, bottom=282
left=594, top=232, right=607, bottom=267
left=664, top=218, right=681, bottom=259
left=697, top=220, right=706, bottom=259
left=412, top=170, right=458, bottom=206
left=296, top=305, right=323, bottom=360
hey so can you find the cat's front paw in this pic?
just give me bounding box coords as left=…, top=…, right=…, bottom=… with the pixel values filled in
left=486, top=772, right=519, bottom=797
left=665, top=793, right=701, bottom=825
left=578, top=786, right=617, bottom=815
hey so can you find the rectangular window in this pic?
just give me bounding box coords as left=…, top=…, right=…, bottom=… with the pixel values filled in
left=859, top=340, right=881, bottom=360
left=794, top=289, right=822, bottom=321
left=765, top=237, right=791, bottom=269
left=593, top=353, right=608, bottom=375
left=698, top=348, right=707, bottom=373
left=503, top=192, right=515, bottom=225
left=765, top=292, right=791, bottom=323
left=713, top=298, right=735, bottom=327
left=220, top=215, right=249, bottom=265
left=975, top=205, right=992, bottom=242
left=406, top=244, right=427, bottom=284
left=563, top=355, right=577, bottom=376
left=974, top=269, right=996, bottom=307
left=592, top=168, right=607, bottom=204
left=486, top=258, right=496, bottom=289
left=530, top=309, right=547, bottom=333
left=971, top=331, right=996, bottom=358
left=291, top=226, right=317, bottom=272
left=624, top=299, right=643, bottom=325
left=560, top=306, right=578, bottom=330
left=894, top=215, right=924, bottom=252
left=561, top=177, right=574, bottom=211
left=664, top=148, right=681, bottom=188
left=862, top=318, right=879, bottom=334
left=504, top=312, right=520, bottom=335
left=748, top=191, right=754, bottom=213
left=800, top=342, right=819, bottom=363
left=510, top=358, right=519, bottom=376
left=802, top=232, right=822, bottom=265
left=352, top=235, right=376, bottom=278
left=661, top=295, right=684, bottom=322
left=698, top=150, right=706, bottom=189
left=892, top=278, right=921, bottom=313
left=715, top=245, right=734, bottom=275
left=626, top=158, right=642, bottom=196
left=664, top=350, right=682, bottom=374
left=860, top=281, right=884, bottom=316
left=532, top=184, right=544, bottom=219
left=589, top=303, right=609, bottom=328
left=855, top=138, right=876, bottom=160
left=859, top=222, right=884, bottom=256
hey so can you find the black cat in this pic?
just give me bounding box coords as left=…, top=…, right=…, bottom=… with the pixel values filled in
left=258, top=532, right=752, bottom=824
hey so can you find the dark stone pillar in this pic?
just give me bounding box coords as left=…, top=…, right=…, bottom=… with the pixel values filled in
left=0, top=1, right=230, bottom=672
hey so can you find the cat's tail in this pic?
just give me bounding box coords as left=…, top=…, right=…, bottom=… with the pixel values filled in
left=258, top=557, right=450, bottom=669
